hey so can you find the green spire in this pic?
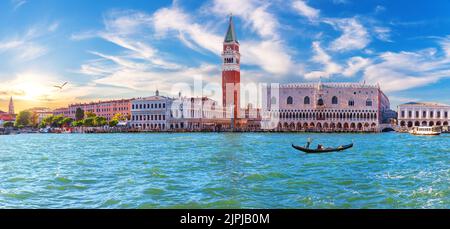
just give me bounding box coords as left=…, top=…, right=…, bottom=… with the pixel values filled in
left=224, top=15, right=238, bottom=43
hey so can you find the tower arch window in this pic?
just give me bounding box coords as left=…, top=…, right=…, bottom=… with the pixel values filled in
left=332, top=96, right=338, bottom=105
left=287, top=96, right=293, bottom=105
left=304, top=96, right=310, bottom=105
left=366, top=99, right=372, bottom=106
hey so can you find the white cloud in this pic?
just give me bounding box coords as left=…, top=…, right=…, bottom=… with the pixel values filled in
left=326, top=17, right=371, bottom=52
left=93, top=63, right=221, bottom=98
left=243, top=40, right=298, bottom=75
left=103, top=10, right=152, bottom=35
left=333, top=0, right=348, bottom=4
left=363, top=41, right=450, bottom=92
left=16, top=44, right=48, bottom=61
left=290, top=2, right=376, bottom=52
left=0, top=23, right=55, bottom=62
left=210, top=0, right=279, bottom=40
left=375, top=5, right=386, bottom=14
left=48, top=22, right=60, bottom=32
left=440, top=35, right=450, bottom=57
left=342, top=56, right=371, bottom=77
left=373, top=26, right=392, bottom=42
left=305, top=41, right=342, bottom=79
left=292, top=0, right=320, bottom=21
left=153, top=6, right=222, bottom=54
left=152, top=4, right=297, bottom=76
left=11, top=0, right=27, bottom=11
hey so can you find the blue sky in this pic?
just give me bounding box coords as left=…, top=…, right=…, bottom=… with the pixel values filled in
left=1, top=0, right=450, bottom=111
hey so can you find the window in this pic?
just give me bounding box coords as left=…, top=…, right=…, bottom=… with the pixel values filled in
left=317, top=99, right=324, bottom=106
left=445, top=112, right=448, bottom=118
left=437, top=111, right=441, bottom=118
left=366, top=99, right=372, bottom=106
left=430, top=111, right=434, bottom=118
left=423, top=111, right=426, bottom=118
left=416, top=111, right=419, bottom=118
left=287, top=96, right=293, bottom=105
left=348, top=100, right=355, bottom=106
left=408, top=111, right=412, bottom=118
left=304, top=96, right=310, bottom=105
left=332, top=96, right=338, bottom=105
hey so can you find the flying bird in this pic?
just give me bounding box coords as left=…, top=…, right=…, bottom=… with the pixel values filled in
left=54, top=82, right=68, bottom=90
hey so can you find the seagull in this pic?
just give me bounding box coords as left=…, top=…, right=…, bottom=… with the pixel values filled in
left=54, top=82, right=68, bottom=90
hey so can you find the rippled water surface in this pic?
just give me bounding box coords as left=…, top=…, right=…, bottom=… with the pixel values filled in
left=0, top=132, right=449, bottom=208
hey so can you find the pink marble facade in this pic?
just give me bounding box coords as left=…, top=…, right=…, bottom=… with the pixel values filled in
left=263, top=82, right=390, bottom=132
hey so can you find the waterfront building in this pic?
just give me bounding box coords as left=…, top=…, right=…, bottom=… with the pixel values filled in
left=130, top=90, right=232, bottom=131
left=397, top=102, right=450, bottom=131
left=168, top=96, right=231, bottom=131
left=130, top=91, right=172, bottom=130
left=262, top=82, right=391, bottom=132
left=0, top=111, right=15, bottom=126
left=53, top=107, right=70, bottom=117
left=68, top=99, right=131, bottom=121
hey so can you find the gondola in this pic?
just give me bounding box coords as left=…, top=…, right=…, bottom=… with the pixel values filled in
left=291, top=143, right=353, bottom=153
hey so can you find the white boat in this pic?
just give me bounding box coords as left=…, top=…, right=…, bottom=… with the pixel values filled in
left=409, top=126, right=441, bottom=136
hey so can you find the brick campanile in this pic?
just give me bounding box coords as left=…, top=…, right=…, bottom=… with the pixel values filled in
left=222, top=16, right=241, bottom=126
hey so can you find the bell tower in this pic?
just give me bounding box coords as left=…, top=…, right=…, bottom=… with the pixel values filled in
left=8, top=97, right=14, bottom=114
left=222, top=15, right=241, bottom=126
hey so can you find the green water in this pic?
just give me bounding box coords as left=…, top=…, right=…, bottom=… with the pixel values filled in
left=0, top=132, right=449, bottom=208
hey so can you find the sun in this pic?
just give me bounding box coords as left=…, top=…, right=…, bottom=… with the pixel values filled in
left=9, top=73, right=55, bottom=101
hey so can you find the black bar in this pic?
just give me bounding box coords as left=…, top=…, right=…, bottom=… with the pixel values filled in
left=0, top=209, right=448, bottom=228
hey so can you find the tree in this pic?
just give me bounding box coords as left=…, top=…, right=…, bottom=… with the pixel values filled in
left=30, top=112, right=39, bottom=127
left=42, top=115, right=54, bottom=127
left=60, top=117, right=73, bottom=127
left=14, top=110, right=32, bottom=128
left=85, top=111, right=96, bottom=118
left=112, top=113, right=127, bottom=121
left=72, top=120, right=83, bottom=127
left=94, top=116, right=107, bottom=126
left=83, top=117, right=95, bottom=127
left=3, top=121, right=14, bottom=128
left=38, top=122, right=47, bottom=129
left=51, top=115, right=65, bottom=127
left=75, top=108, right=84, bottom=121
left=109, top=119, right=119, bottom=127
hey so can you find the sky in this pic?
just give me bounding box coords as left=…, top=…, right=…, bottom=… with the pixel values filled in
left=1, top=0, right=450, bottom=112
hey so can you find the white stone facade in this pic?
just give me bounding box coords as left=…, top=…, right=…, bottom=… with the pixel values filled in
left=168, top=97, right=230, bottom=131
left=130, top=95, right=172, bottom=130
left=262, top=82, right=390, bottom=132
left=398, top=102, right=450, bottom=131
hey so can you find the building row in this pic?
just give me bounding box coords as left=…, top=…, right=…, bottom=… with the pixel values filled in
left=397, top=102, right=450, bottom=132
left=3, top=16, right=449, bottom=133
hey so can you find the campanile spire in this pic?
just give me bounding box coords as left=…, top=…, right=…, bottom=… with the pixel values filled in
left=224, top=15, right=238, bottom=43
